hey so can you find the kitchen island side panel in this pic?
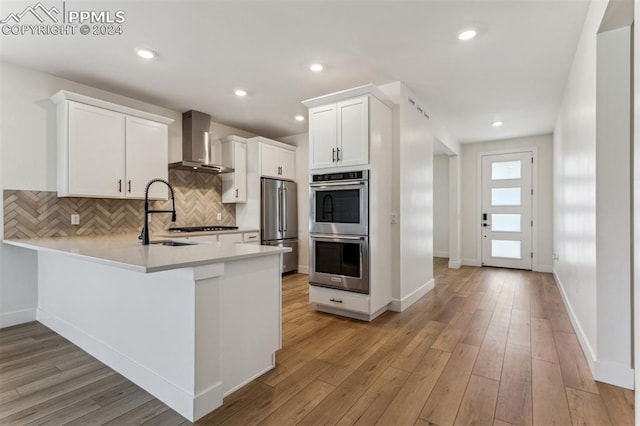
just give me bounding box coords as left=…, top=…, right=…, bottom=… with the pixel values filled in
left=36, top=251, right=223, bottom=421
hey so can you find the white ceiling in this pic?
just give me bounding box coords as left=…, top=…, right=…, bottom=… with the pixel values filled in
left=0, top=0, right=590, bottom=143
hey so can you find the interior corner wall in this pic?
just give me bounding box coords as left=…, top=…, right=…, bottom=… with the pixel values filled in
left=433, top=155, right=450, bottom=258
left=279, top=133, right=309, bottom=274
left=460, top=134, right=554, bottom=270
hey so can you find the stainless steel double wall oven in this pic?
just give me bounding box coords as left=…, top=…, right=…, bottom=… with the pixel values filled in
left=309, top=170, right=369, bottom=293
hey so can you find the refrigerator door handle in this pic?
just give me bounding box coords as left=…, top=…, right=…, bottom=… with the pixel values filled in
left=282, top=186, right=287, bottom=233
left=277, top=187, right=283, bottom=233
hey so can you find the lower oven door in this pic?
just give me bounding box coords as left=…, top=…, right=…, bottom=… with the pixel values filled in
left=309, top=234, right=369, bottom=294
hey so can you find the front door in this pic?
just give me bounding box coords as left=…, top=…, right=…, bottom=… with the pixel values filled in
left=481, top=152, right=533, bottom=270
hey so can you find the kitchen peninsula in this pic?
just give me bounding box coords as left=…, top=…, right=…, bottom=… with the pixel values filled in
left=2, top=236, right=289, bottom=422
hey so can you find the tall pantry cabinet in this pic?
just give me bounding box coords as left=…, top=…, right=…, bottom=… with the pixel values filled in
left=303, top=85, right=394, bottom=321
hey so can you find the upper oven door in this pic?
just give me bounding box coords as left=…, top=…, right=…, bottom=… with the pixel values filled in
left=310, top=180, right=368, bottom=235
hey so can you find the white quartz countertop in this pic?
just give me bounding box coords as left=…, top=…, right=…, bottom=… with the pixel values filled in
left=2, top=234, right=289, bottom=273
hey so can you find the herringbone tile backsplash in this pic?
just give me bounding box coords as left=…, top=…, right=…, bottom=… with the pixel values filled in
left=3, top=170, right=235, bottom=239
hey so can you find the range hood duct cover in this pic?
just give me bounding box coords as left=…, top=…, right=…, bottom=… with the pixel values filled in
left=169, top=110, right=234, bottom=174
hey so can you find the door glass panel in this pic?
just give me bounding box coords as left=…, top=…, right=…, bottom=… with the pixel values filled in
left=492, top=214, right=521, bottom=232
left=315, top=189, right=360, bottom=223
left=491, top=240, right=521, bottom=259
left=315, top=241, right=361, bottom=278
left=492, top=188, right=521, bottom=206
left=492, top=161, right=521, bottom=180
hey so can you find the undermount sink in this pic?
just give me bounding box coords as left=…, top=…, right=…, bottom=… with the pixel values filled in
left=149, top=240, right=200, bottom=247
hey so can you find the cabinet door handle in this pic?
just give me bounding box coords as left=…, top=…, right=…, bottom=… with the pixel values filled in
left=128, top=180, right=132, bottom=193
left=332, top=148, right=336, bottom=162
left=336, top=147, right=341, bottom=161
left=118, top=179, right=122, bottom=193
left=329, top=298, right=343, bottom=303
left=235, top=188, right=239, bottom=198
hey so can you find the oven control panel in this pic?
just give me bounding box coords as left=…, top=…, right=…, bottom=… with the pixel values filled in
left=312, top=170, right=368, bottom=182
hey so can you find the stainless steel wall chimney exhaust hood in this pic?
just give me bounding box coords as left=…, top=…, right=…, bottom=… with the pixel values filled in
left=169, top=110, right=234, bottom=174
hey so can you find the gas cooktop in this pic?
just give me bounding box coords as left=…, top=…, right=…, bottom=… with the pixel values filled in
left=168, top=226, right=239, bottom=233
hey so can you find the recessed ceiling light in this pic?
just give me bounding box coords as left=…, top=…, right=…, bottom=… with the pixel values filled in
left=310, top=63, right=324, bottom=72
left=458, top=30, right=477, bottom=41
left=234, top=89, right=247, bottom=97
left=135, top=48, right=156, bottom=59
left=492, top=121, right=503, bottom=127
left=295, top=115, right=305, bottom=122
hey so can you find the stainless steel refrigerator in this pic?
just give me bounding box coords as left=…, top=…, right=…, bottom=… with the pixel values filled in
left=261, top=178, right=298, bottom=273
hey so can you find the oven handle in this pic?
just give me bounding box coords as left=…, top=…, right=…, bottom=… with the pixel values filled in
left=311, top=234, right=366, bottom=240
left=310, top=181, right=367, bottom=188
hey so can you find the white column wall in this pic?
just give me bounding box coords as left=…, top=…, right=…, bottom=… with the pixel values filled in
left=595, top=25, right=632, bottom=386
left=433, top=155, right=450, bottom=258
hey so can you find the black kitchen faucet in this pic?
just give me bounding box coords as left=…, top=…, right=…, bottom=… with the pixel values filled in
left=139, top=178, right=177, bottom=245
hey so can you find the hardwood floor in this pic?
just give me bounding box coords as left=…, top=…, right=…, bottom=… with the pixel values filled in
left=0, top=259, right=634, bottom=425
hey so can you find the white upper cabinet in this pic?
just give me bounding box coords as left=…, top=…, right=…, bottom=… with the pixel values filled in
left=52, top=91, right=173, bottom=200
left=125, top=116, right=169, bottom=199
left=220, top=136, right=248, bottom=203
left=309, top=104, right=337, bottom=169
left=67, top=102, right=126, bottom=198
left=308, top=95, right=369, bottom=170
left=259, top=142, right=295, bottom=180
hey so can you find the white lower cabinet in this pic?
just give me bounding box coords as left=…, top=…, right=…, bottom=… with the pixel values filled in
left=309, top=285, right=369, bottom=315
left=218, top=233, right=243, bottom=244
left=187, top=231, right=260, bottom=245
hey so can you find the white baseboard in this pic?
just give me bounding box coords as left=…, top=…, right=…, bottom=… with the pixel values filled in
left=296, top=265, right=309, bottom=274
left=0, top=308, right=37, bottom=328
left=448, top=259, right=462, bottom=269
left=552, top=270, right=597, bottom=374
left=433, top=251, right=449, bottom=258
left=389, top=279, right=435, bottom=312
left=534, top=264, right=553, bottom=273
left=595, top=360, right=635, bottom=390
left=37, top=308, right=220, bottom=422
left=462, top=258, right=481, bottom=267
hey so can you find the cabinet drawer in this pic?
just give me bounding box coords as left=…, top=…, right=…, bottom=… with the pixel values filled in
left=218, top=233, right=243, bottom=244
left=243, top=232, right=260, bottom=243
left=309, top=285, right=369, bottom=314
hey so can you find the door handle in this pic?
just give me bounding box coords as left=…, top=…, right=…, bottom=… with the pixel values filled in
left=482, top=213, right=487, bottom=220
left=336, top=147, right=341, bottom=161
left=282, top=187, right=287, bottom=233
left=128, top=180, right=132, bottom=193
left=329, top=298, right=343, bottom=303
left=482, top=223, right=491, bottom=227
left=332, top=148, right=336, bottom=162
left=235, top=188, right=238, bottom=198
left=118, top=179, right=122, bottom=193
left=278, top=188, right=283, bottom=232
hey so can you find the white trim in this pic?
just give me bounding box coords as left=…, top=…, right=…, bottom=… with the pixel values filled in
left=552, top=269, right=597, bottom=374
left=448, top=259, right=462, bottom=269
left=533, top=264, right=553, bottom=273
left=475, top=147, right=539, bottom=270
left=296, top=265, right=309, bottom=274
left=301, top=84, right=395, bottom=109
left=0, top=308, right=37, bottom=328
left=37, top=308, right=215, bottom=422
left=316, top=304, right=388, bottom=322
left=388, top=279, right=434, bottom=312
left=222, top=361, right=275, bottom=397
left=594, top=360, right=635, bottom=390
left=463, top=258, right=482, bottom=267
left=433, top=250, right=449, bottom=258
left=50, top=90, right=174, bottom=124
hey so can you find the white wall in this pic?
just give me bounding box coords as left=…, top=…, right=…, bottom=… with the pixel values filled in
left=461, top=134, right=554, bottom=271
left=387, top=83, right=436, bottom=310
left=595, top=25, right=632, bottom=387
left=554, top=0, right=634, bottom=389
left=279, top=133, right=309, bottom=273
left=433, top=155, right=450, bottom=258
left=634, top=0, right=640, bottom=416
left=0, top=61, right=255, bottom=327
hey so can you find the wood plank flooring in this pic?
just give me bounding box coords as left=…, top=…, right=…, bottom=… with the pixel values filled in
left=0, top=258, right=634, bottom=425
